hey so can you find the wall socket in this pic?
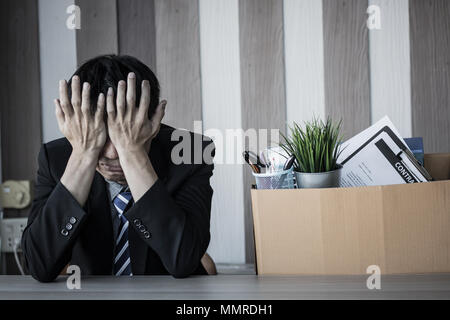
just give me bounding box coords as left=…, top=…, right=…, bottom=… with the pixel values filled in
left=0, top=218, right=28, bottom=253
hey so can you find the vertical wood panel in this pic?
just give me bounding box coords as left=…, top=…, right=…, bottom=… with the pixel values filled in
left=239, top=0, right=286, bottom=263
left=155, top=0, right=202, bottom=131
left=410, top=0, right=450, bottom=153
left=199, top=0, right=245, bottom=263
left=323, top=0, right=370, bottom=139
left=369, top=0, right=412, bottom=137
left=0, top=0, right=42, bottom=274
left=284, top=0, right=326, bottom=126
left=117, top=0, right=156, bottom=71
left=39, top=0, right=77, bottom=143
left=0, top=0, right=42, bottom=183
left=75, top=0, right=118, bottom=65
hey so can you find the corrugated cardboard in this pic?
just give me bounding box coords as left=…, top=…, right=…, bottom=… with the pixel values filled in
left=251, top=153, right=450, bottom=275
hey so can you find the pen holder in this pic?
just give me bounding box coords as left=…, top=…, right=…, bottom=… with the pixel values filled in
left=252, top=168, right=296, bottom=189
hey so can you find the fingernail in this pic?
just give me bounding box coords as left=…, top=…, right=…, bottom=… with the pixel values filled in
left=83, top=82, right=90, bottom=90
left=59, top=79, right=65, bottom=86
left=99, top=92, right=105, bottom=99
left=142, top=80, right=149, bottom=87
left=108, top=87, right=113, bottom=95
left=73, top=75, right=79, bottom=81
left=129, top=72, right=135, bottom=79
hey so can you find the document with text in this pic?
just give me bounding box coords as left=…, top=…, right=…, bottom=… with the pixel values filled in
left=337, top=116, right=430, bottom=187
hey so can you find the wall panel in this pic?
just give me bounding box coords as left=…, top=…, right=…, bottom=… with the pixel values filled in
left=284, top=0, right=326, bottom=126
left=117, top=0, right=157, bottom=71
left=239, top=0, right=287, bottom=263
left=410, top=0, right=450, bottom=153
left=200, top=0, right=245, bottom=263
left=39, top=0, right=77, bottom=143
left=323, top=0, right=371, bottom=139
left=369, top=0, right=412, bottom=137
left=75, top=0, right=118, bottom=66
left=0, top=0, right=42, bottom=274
left=155, top=0, right=202, bottom=131
left=0, top=0, right=42, bottom=183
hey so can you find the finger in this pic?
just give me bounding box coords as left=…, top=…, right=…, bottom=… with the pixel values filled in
left=126, top=72, right=136, bottom=118
left=116, top=80, right=126, bottom=118
left=137, top=80, right=150, bottom=121
left=54, top=98, right=65, bottom=128
left=151, top=100, right=167, bottom=130
left=81, top=82, right=91, bottom=116
left=71, top=75, right=81, bottom=114
left=106, top=87, right=116, bottom=120
left=58, top=80, right=72, bottom=116
left=95, top=92, right=105, bottom=123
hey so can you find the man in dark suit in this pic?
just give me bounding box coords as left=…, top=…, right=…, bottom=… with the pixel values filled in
left=22, top=55, right=215, bottom=282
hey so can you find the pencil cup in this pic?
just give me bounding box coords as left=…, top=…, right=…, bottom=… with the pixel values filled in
left=252, top=168, right=296, bottom=189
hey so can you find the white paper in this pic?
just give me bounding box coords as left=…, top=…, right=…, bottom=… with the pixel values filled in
left=338, top=116, right=427, bottom=187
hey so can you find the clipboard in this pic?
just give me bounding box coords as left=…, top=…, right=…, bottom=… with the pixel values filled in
left=341, top=126, right=432, bottom=181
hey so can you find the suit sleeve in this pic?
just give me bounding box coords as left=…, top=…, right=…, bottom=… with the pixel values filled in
left=21, top=144, right=89, bottom=282
left=124, top=143, right=215, bottom=278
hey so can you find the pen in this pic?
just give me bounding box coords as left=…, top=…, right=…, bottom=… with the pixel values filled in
left=248, top=151, right=268, bottom=168
left=243, top=151, right=261, bottom=173
left=283, top=155, right=296, bottom=170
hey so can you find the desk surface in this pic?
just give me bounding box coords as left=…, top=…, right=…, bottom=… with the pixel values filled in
left=1, top=274, right=450, bottom=299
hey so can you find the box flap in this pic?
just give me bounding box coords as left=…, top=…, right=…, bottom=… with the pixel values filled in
left=424, top=153, right=450, bottom=180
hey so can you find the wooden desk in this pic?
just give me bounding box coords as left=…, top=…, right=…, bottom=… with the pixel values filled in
left=0, top=274, right=450, bottom=300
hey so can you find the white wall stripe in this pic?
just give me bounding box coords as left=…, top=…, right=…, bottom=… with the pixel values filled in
left=369, top=0, right=412, bottom=137
left=38, top=0, right=77, bottom=143
left=199, top=0, right=245, bottom=263
left=284, top=0, right=326, bottom=127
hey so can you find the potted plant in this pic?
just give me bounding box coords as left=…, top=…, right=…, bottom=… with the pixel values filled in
left=280, top=117, right=344, bottom=188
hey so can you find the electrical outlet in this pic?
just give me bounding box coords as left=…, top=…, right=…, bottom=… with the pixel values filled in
left=0, top=218, right=28, bottom=253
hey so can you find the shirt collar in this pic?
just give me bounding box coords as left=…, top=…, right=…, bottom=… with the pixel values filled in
left=104, top=178, right=129, bottom=201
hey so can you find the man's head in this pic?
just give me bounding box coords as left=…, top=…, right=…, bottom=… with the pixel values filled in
left=68, top=54, right=160, bottom=118
left=67, top=55, right=161, bottom=184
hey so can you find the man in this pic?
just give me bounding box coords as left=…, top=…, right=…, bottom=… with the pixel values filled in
left=22, top=55, right=215, bottom=282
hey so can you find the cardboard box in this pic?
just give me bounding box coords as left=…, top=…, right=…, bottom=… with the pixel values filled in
left=250, top=153, right=450, bottom=275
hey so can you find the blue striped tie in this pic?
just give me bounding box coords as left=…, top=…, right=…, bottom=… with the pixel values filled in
left=113, top=191, right=133, bottom=276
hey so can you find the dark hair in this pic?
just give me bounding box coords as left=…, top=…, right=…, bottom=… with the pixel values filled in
left=67, top=54, right=160, bottom=119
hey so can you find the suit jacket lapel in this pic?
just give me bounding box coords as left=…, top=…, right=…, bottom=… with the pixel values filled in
left=86, top=172, right=115, bottom=274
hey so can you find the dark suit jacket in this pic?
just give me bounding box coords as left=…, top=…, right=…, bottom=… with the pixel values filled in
left=22, top=123, right=215, bottom=282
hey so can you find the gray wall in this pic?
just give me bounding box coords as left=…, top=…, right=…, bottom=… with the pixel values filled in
left=0, top=0, right=42, bottom=274
left=39, top=0, right=77, bottom=144
left=0, top=0, right=42, bottom=183
left=410, top=0, right=450, bottom=153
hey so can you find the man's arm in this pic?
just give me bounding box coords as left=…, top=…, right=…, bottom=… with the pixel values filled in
left=21, top=144, right=92, bottom=282
left=124, top=158, right=214, bottom=278
left=105, top=73, right=165, bottom=201
left=22, top=77, right=106, bottom=282
left=107, top=73, right=214, bottom=277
